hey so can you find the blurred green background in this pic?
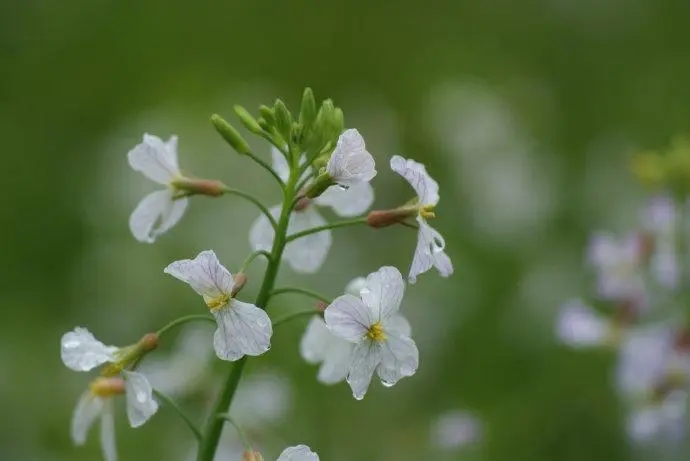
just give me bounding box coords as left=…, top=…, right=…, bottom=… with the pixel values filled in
left=3, top=0, right=690, bottom=460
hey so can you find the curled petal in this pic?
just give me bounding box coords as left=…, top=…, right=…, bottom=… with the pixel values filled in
left=61, top=327, right=117, bottom=372
left=347, top=341, right=381, bottom=400
left=127, top=133, right=180, bottom=184
left=409, top=218, right=451, bottom=283
left=71, top=391, right=104, bottom=446
left=277, top=444, right=320, bottom=461
left=164, top=250, right=234, bottom=300
left=390, top=155, right=439, bottom=206
left=212, top=300, right=272, bottom=361
left=314, top=182, right=374, bottom=218
left=326, top=129, right=376, bottom=187
left=556, top=299, right=610, bottom=347
left=360, top=266, right=405, bottom=322
left=376, top=330, right=419, bottom=387
left=99, top=400, right=117, bottom=461
left=324, top=294, right=371, bottom=343
left=123, top=371, right=158, bottom=428
left=129, top=190, right=188, bottom=243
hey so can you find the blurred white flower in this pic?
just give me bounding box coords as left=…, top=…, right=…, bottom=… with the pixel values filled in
left=430, top=410, right=482, bottom=451
left=390, top=155, right=453, bottom=283
left=249, top=147, right=374, bottom=274
left=325, top=129, right=376, bottom=187
left=627, top=391, right=688, bottom=444
left=276, top=445, right=319, bottom=461
left=61, top=327, right=119, bottom=372
left=555, top=299, right=611, bottom=348
left=615, top=324, right=675, bottom=397
left=642, top=196, right=680, bottom=290
left=587, top=232, right=645, bottom=305
left=231, top=370, right=292, bottom=427
left=127, top=133, right=188, bottom=243
left=324, top=266, right=418, bottom=399
left=164, top=250, right=272, bottom=361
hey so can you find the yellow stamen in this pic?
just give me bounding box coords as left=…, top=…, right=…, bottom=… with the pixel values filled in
left=205, top=293, right=230, bottom=311
left=420, top=204, right=436, bottom=219
left=367, top=322, right=387, bottom=342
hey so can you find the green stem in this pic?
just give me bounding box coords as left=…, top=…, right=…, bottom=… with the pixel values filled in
left=153, top=389, right=202, bottom=441
left=216, top=413, right=253, bottom=451
left=272, top=308, right=320, bottom=327
left=286, top=217, right=368, bottom=243
left=197, top=146, right=301, bottom=461
left=156, top=314, right=215, bottom=338
left=270, top=286, right=331, bottom=304
left=221, top=187, right=278, bottom=229
left=239, top=250, right=272, bottom=273
left=243, top=151, right=286, bottom=191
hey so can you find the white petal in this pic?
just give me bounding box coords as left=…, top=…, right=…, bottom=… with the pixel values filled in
left=277, top=444, right=320, bottom=461
left=71, top=391, right=104, bottom=445
left=314, top=182, right=374, bottom=217
left=123, top=371, right=158, bottom=428
left=283, top=207, right=331, bottom=273
left=272, top=146, right=291, bottom=183
left=627, top=407, right=662, bottom=443
left=555, top=299, right=609, bottom=347
left=299, top=316, right=331, bottom=364
left=99, top=401, right=117, bottom=461
left=376, top=330, right=419, bottom=386
left=129, top=190, right=188, bottom=243
left=249, top=205, right=282, bottom=253
left=317, top=338, right=354, bottom=385
left=324, top=294, right=371, bottom=342
left=164, top=250, right=234, bottom=300
left=360, top=266, right=405, bottom=322
left=390, top=155, right=439, bottom=206
left=326, top=129, right=376, bottom=186
left=616, top=324, right=674, bottom=396
left=345, top=277, right=367, bottom=296
left=409, top=218, right=449, bottom=284
left=387, top=314, right=412, bottom=337
left=431, top=411, right=483, bottom=450
left=212, top=300, right=272, bottom=361
left=61, top=327, right=117, bottom=371
left=127, top=133, right=180, bottom=184
left=347, top=341, right=381, bottom=400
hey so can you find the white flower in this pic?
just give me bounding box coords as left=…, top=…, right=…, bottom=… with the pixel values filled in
left=555, top=299, right=611, bottom=348
left=324, top=266, right=418, bottom=399
left=231, top=370, right=292, bottom=427
left=390, top=155, right=453, bottom=283
left=71, top=372, right=158, bottom=461
left=300, top=278, right=365, bottom=385
left=615, top=324, right=674, bottom=397
left=627, top=391, right=688, bottom=444
left=249, top=148, right=374, bottom=274
left=643, top=196, right=680, bottom=289
left=325, top=129, right=376, bottom=187
left=276, top=445, right=319, bottom=461
left=128, top=133, right=188, bottom=243
left=164, top=250, right=272, bottom=361
left=587, top=232, right=645, bottom=303
left=61, top=327, right=119, bottom=372
left=430, top=410, right=482, bottom=451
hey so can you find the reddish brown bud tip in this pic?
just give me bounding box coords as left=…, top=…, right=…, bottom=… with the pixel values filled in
left=231, top=273, right=248, bottom=297
left=316, top=300, right=328, bottom=312
left=138, top=333, right=159, bottom=352
left=366, top=209, right=413, bottom=228
left=243, top=451, right=264, bottom=461
left=172, top=178, right=227, bottom=197
left=674, top=328, right=690, bottom=351
left=294, top=195, right=311, bottom=212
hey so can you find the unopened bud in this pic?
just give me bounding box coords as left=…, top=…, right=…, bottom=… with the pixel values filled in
left=274, top=99, right=293, bottom=142
left=366, top=208, right=416, bottom=228
left=90, top=377, right=126, bottom=397
left=231, top=273, right=248, bottom=298
left=294, top=195, right=311, bottom=211
left=243, top=451, right=264, bottom=461
left=233, top=106, right=263, bottom=135
left=299, top=87, right=317, bottom=130
left=138, top=333, right=159, bottom=353
left=316, top=300, right=328, bottom=312
left=172, top=178, right=227, bottom=197
left=211, top=114, right=253, bottom=155
left=258, top=105, right=276, bottom=127
left=304, top=173, right=334, bottom=199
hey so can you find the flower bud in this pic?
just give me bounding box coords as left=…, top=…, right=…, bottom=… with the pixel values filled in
left=233, top=106, right=263, bottom=135
left=274, top=99, right=293, bottom=142
left=231, top=273, right=248, bottom=298
left=299, top=87, right=317, bottom=130
left=294, top=194, right=311, bottom=211
left=315, top=300, right=328, bottom=312
left=211, top=114, right=253, bottom=155
left=366, top=208, right=416, bottom=228
left=137, top=333, right=159, bottom=353
left=243, top=451, right=264, bottom=461
left=172, top=178, right=227, bottom=197
left=304, top=172, right=334, bottom=199
left=258, top=105, right=276, bottom=127
left=90, top=377, right=126, bottom=397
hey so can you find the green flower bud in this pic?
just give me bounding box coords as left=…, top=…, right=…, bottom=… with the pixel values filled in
left=304, top=172, right=335, bottom=199
left=233, top=105, right=263, bottom=135
left=299, top=87, right=317, bottom=130
left=211, top=114, right=252, bottom=155
left=273, top=99, right=293, bottom=142
left=258, top=105, right=276, bottom=127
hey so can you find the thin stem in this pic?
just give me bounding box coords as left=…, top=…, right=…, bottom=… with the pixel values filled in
left=221, top=187, right=278, bottom=229
left=270, top=286, right=331, bottom=304
left=156, top=314, right=215, bottom=338
left=153, top=389, right=202, bottom=441
left=197, top=144, right=301, bottom=461
left=239, top=250, right=272, bottom=273
left=400, top=220, right=419, bottom=230
left=296, top=169, right=315, bottom=193
left=286, top=217, right=368, bottom=243
left=272, top=308, right=320, bottom=327
left=243, top=151, right=285, bottom=191
left=216, top=413, right=253, bottom=451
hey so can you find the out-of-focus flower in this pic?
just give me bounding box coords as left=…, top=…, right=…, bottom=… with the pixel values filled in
left=627, top=391, right=688, bottom=444
left=587, top=232, right=646, bottom=306
left=389, top=155, right=453, bottom=283
left=324, top=266, right=418, bottom=399
left=164, top=250, right=272, bottom=361
left=642, top=195, right=681, bottom=290
left=430, top=410, right=483, bottom=451
left=249, top=147, right=374, bottom=274
left=555, top=299, right=612, bottom=348
left=276, top=445, right=319, bottom=461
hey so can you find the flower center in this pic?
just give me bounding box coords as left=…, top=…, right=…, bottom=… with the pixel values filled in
left=419, top=204, right=436, bottom=220
left=367, top=322, right=387, bottom=342
left=204, top=293, right=230, bottom=311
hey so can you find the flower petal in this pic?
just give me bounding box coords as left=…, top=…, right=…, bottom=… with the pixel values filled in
left=324, top=294, right=371, bottom=342
left=277, top=444, right=320, bottom=461
left=345, top=277, right=367, bottom=296
left=71, top=391, right=104, bottom=446
left=212, top=300, right=272, bottom=361
left=61, top=327, right=117, bottom=372
left=99, top=400, right=117, bottom=461
left=347, top=341, right=381, bottom=400
left=299, top=316, right=331, bottom=364
left=164, top=250, right=234, bottom=300
left=326, top=129, right=376, bottom=187
left=360, top=266, right=405, bottom=322
left=129, top=190, right=188, bottom=243
left=409, top=218, right=450, bottom=283
left=123, top=371, right=158, bottom=428
left=387, top=314, right=412, bottom=337
left=127, top=133, right=180, bottom=184
left=616, top=324, right=674, bottom=396
left=249, top=205, right=281, bottom=253
left=390, top=155, right=439, bottom=206
left=376, top=330, right=419, bottom=387
left=283, top=207, right=331, bottom=273
left=271, top=147, right=291, bottom=183
left=314, top=182, right=374, bottom=217
left=317, top=338, right=354, bottom=385
left=555, top=299, right=610, bottom=347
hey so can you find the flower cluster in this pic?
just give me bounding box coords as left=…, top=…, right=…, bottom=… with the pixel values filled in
left=556, top=189, right=690, bottom=445
left=62, top=89, right=454, bottom=460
